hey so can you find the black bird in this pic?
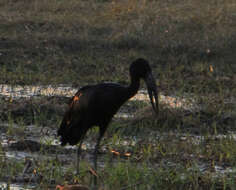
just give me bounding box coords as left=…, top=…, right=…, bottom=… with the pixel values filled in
left=57, top=58, right=159, bottom=173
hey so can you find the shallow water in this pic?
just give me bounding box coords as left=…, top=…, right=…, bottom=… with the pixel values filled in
left=1, top=128, right=236, bottom=189
left=0, top=84, right=198, bottom=111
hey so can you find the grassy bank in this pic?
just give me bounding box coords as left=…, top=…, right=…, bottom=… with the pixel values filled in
left=0, top=0, right=235, bottom=93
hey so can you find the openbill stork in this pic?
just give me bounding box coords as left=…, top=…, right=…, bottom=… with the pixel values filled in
left=57, top=58, right=159, bottom=174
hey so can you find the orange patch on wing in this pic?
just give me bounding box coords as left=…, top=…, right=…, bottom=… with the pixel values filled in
left=70, top=93, right=82, bottom=107
left=73, top=95, right=79, bottom=101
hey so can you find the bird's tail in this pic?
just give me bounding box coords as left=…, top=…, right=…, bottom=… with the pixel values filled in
left=57, top=111, right=85, bottom=146
left=57, top=112, right=70, bottom=146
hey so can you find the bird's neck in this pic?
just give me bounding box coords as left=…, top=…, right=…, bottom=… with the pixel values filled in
left=127, top=77, right=140, bottom=99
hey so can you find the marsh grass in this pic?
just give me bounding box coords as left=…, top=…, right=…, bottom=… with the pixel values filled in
left=0, top=0, right=235, bottom=189
left=0, top=0, right=235, bottom=88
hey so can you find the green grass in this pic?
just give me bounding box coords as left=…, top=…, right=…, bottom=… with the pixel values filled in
left=0, top=0, right=236, bottom=189
left=0, top=0, right=235, bottom=91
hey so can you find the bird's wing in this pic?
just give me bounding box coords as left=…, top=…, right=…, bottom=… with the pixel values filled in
left=57, top=85, right=93, bottom=145
left=58, top=83, right=126, bottom=146
left=67, top=85, right=92, bottom=106
left=86, top=83, right=128, bottom=117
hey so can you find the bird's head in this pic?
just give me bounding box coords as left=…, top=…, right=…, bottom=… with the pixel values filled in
left=129, top=58, right=151, bottom=79
left=130, top=58, right=159, bottom=114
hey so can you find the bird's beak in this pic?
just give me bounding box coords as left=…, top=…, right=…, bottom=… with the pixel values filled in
left=144, top=73, right=159, bottom=115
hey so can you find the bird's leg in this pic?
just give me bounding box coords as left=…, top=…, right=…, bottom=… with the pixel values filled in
left=93, top=128, right=105, bottom=187
left=76, top=139, right=84, bottom=175
left=93, top=137, right=101, bottom=171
